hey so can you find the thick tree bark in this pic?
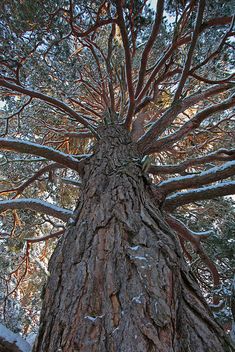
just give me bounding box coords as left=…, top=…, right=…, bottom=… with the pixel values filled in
left=33, top=126, right=233, bottom=352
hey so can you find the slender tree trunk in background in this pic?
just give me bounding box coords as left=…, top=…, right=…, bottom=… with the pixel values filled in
left=33, top=126, right=233, bottom=352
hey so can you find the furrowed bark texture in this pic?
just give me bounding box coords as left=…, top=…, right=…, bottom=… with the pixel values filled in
left=33, top=126, right=232, bottom=352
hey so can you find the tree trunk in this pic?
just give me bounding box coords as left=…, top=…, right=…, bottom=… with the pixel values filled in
left=33, top=126, right=233, bottom=352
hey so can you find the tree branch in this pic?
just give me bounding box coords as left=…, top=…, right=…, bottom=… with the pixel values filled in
left=148, top=93, right=235, bottom=153
left=190, top=71, right=235, bottom=85
left=25, top=229, right=65, bottom=243
left=115, top=0, right=135, bottom=128
left=149, top=148, right=235, bottom=175
left=163, top=181, right=235, bottom=210
left=72, top=19, right=116, bottom=38
left=137, top=83, right=234, bottom=153
left=173, top=0, right=205, bottom=102
left=0, top=199, right=72, bottom=222
left=0, top=97, right=32, bottom=137
left=106, top=23, right=116, bottom=113
left=201, top=16, right=233, bottom=30
left=0, top=323, right=31, bottom=352
left=191, top=16, right=235, bottom=74
left=158, top=160, right=235, bottom=195
left=0, top=79, right=97, bottom=134
left=135, top=37, right=189, bottom=104
left=166, top=214, right=220, bottom=290
left=137, top=101, right=183, bottom=153
left=135, top=0, right=164, bottom=97
left=0, top=138, right=82, bottom=171
left=135, top=13, right=233, bottom=106
left=61, top=178, right=82, bottom=187
left=0, top=163, right=66, bottom=197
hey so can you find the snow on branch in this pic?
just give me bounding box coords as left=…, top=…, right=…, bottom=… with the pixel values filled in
left=158, top=160, right=235, bottom=195
left=0, top=323, right=32, bottom=352
left=149, top=148, right=235, bottom=175
left=163, top=181, right=235, bottom=210
left=0, top=79, right=97, bottom=133
left=0, top=199, right=72, bottom=222
left=166, top=215, right=214, bottom=245
left=0, top=138, right=82, bottom=171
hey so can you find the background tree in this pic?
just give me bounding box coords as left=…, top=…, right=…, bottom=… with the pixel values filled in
left=0, top=0, right=235, bottom=351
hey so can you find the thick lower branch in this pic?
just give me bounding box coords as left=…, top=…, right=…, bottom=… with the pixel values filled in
left=0, top=199, right=72, bottom=221
left=0, top=323, right=31, bottom=352
left=163, top=181, right=235, bottom=210
left=157, top=160, right=235, bottom=195
left=0, top=138, right=82, bottom=171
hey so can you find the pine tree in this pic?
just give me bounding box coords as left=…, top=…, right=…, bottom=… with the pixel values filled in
left=0, top=1, right=235, bottom=351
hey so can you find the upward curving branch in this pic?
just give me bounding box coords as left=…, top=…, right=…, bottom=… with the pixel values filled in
left=173, top=0, right=205, bottom=102
left=147, top=93, right=235, bottom=153
left=115, top=0, right=135, bottom=128
left=0, top=163, right=66, bottom=197
left=137, top=84, right=234, bottom=153
left=0, top=79, right=97, bottom=134
left=135, top=0, right=164, bottom=97
left=0, top=138, right=82, bottom=171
